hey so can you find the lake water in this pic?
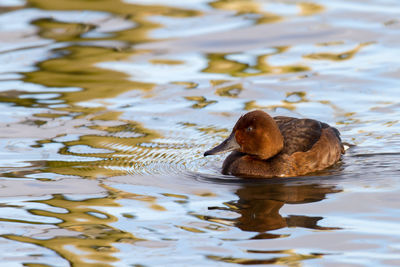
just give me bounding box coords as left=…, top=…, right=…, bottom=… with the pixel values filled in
left=0, top=0, right=400, bottom=266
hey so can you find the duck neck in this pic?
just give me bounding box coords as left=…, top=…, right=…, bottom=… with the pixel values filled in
left=258, top=126, right=284, bottom=160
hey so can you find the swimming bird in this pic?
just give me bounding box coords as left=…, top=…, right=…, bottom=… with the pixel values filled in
left=204, top=110, right=344, bottom=178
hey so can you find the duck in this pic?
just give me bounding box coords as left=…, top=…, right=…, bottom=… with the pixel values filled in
left=204, top=110, right=344, bottom=178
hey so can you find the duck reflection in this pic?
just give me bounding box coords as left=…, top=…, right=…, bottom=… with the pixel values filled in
left=213, top=182, right=341, bottom=235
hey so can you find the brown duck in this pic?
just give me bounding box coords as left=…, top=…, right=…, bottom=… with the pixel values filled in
left=204, top=110, right=344, bottom=178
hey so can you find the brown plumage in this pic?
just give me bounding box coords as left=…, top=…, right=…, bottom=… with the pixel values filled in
left=204, top=110, right=344, bottom=178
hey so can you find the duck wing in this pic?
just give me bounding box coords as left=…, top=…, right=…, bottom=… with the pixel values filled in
left=273, top=116, right=342, bottom=155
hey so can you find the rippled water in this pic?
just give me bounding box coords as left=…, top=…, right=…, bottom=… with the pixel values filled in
left=1, top=0, right=400, bottom=266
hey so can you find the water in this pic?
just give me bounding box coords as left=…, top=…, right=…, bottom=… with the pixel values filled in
left=0, top=0, right=400, bottom=266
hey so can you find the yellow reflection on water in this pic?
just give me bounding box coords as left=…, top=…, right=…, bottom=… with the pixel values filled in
left=0, top=90, right=39, bottom=108
left=28, top=0, right=201, bottom=44
left=185, top=96, right=217, bottom=109
left=203, top=53, right=248, bottom=76
left=245, top=91, right=346, bottom=114
left=210, top=0, right=282, bottom=24
left=215, top=83, right=243, bottom=97
left=150, top=59, right=185, bottom=65
left=32, top=18, right=96, bottom=42
left=207, top=250, right=323, bottom=265
left=10, top=0, right=322, bottom=181
left=3, top=192, right=141, bottom=267
left=17, top=0, right=206, bottom=178
left=210, top=0, right=324, bottom=24
left=24, top=45, right=154, bottom=104
left=298, top=2, right=324, bottom=16
left=203, top=48, right=309, bottom=77
left=171, top=81, right=199, bottom=89
left=245, top=100, right=297, bottom=111
left=304, top=43, right=371, bottom=61
left=43, top=116, right=162, bottom=177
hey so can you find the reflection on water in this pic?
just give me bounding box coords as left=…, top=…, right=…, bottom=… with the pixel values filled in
left=1, top=0, right=400, bottom=265
left=207, top=251, right=324, bottom=265
left=203, top=47, right=310, bottom=77
left=202, top=182, right=341, bottom=237
left=29, top=0, right=201, bottom=44
left=3, top=193, right=137, bottom=267
left=232, top=183, right=341, bottom=233
left=304, top=42, right=371, bottom=61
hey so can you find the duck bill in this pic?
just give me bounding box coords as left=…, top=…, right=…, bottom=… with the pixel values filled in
left=204, top=132, right=240, bottom=156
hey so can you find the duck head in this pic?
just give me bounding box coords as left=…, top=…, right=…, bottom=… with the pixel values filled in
left=204, top=110, right=284, bottom=160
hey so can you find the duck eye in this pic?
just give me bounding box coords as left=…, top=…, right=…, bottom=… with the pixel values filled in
left=246, top=126, right=253, bottom=132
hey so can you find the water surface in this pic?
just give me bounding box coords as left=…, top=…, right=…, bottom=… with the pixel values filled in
left=0, top=0, right=400, bottom=266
